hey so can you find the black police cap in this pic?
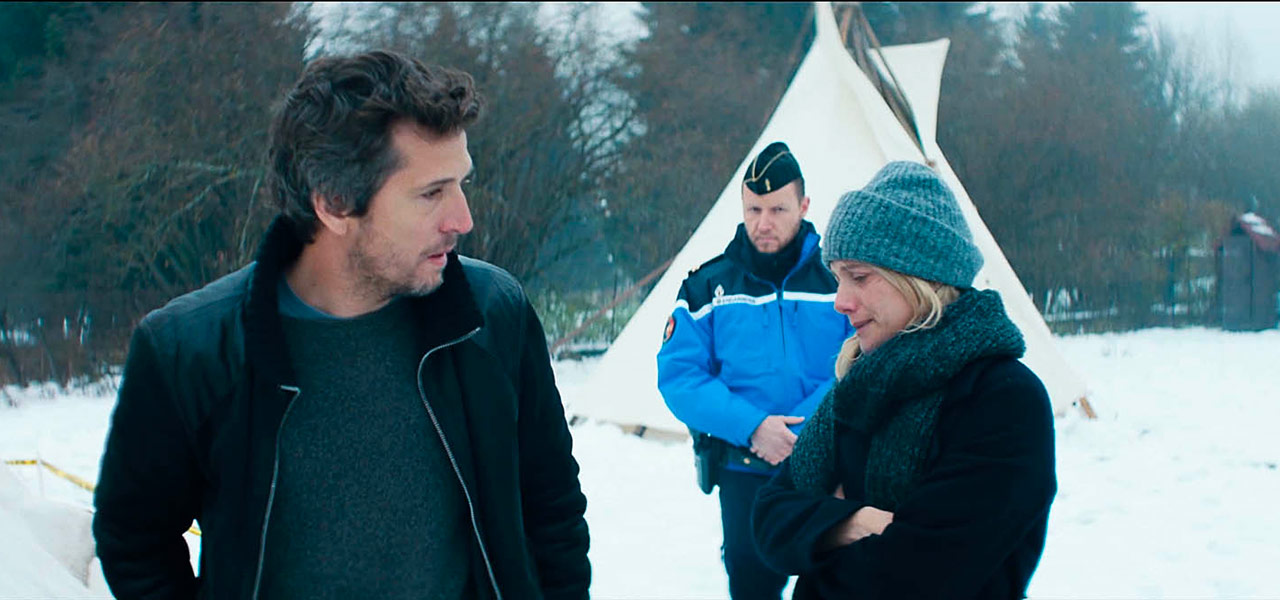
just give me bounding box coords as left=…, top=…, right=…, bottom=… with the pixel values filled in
left=743, top=141, right=802, bottom=195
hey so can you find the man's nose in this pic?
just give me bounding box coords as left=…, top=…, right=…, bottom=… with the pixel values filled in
left=443, top=191, right=474, bottom=235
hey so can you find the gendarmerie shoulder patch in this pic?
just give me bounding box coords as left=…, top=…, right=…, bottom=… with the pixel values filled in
left=662, top=316, right=676, bottom=344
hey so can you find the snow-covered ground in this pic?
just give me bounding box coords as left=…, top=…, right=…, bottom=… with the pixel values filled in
left=2, top=327, right=1278, bottom=598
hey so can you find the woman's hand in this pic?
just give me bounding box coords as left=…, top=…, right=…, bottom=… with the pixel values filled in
left=819, top=485, right=894, bottom=551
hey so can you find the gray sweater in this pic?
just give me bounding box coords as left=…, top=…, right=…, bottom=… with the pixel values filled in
left=260, top=291, right=472, bottom=599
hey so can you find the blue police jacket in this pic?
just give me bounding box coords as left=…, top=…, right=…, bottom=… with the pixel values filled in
left=657, top=221, right=854, bottom=449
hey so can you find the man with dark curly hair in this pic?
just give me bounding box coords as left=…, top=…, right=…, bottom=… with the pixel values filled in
left=93, top=50, right=590, bottom=600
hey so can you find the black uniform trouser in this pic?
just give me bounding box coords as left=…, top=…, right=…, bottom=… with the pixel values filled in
left=718, top=468, right=790, bottom=600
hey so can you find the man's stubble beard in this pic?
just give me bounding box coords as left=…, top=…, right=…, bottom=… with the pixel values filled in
left=347, top=227, right=449, bottom=304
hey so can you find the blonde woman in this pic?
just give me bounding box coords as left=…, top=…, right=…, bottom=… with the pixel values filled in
left=751, top=161, right=1057, bottom=599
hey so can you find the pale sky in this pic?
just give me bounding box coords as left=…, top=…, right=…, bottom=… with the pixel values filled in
left=1140, top=2, right=1280, bottom=90
left=600, top=2, right=1280, bottom=91
left=311, top=2, right=1280, bottom=91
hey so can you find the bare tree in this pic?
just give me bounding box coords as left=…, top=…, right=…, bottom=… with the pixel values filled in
left=322, top=2, right=635, bottom=292
left=2, top=2, right=313, bottom=386
left=605, top=3, right=812, bottom=280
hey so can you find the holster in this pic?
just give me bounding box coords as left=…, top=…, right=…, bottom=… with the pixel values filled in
left=691, top=430, right=726, bottom=494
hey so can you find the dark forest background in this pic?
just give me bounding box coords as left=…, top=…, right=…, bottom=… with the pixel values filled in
left=3, top=2, right=1278, bottom=388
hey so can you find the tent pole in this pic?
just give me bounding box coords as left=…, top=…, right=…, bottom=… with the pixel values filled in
left=1078, top=396, right=1098, bottom=419
left=854, top=7, right=927, bottom=157
left=836, top=3, right=928, bottom=159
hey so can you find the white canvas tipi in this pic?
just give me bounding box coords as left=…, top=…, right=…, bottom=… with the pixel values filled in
left=570, top=2, right=1091, bottom=437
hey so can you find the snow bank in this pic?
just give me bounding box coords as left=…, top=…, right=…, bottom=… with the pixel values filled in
left=0, top=465, right=107, bottom=597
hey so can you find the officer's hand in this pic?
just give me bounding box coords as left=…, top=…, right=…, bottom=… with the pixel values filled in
left=749, top=415, right=804, bottom=465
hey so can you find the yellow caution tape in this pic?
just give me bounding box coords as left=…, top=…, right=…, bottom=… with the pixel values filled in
left=4, top=458, right=201, bottom=536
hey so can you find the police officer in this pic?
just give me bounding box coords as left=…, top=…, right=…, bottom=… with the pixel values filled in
left=657, top=142, right=853, bottom=599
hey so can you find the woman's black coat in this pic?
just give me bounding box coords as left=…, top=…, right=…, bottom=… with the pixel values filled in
left=752, top=357, right=1057, bottom=599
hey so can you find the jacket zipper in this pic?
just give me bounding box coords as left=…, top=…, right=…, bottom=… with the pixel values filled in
left=775, top=242, right=815, bottom=358
left=251, top=384, right=301, bottom=600
left=768, top=237, right=819, bottom=358
left=776, top=286, right=788, bottom=356
left=747, top=244, right=812, bottom=358
left=415, top=327, right=503, bottom=600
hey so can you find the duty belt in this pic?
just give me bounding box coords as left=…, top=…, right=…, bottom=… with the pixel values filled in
left=723, top=444, right=779, bottom=473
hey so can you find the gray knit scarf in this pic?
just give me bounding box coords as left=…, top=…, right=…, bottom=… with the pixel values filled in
left=789, top=289, right=1025, bottom=510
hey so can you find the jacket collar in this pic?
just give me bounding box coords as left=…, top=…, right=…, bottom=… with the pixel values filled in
left=243, top=216, right=485, bottom=386
left=401, top=252, right=485, bottom=351
left=725, top=220, right=821, bottom=282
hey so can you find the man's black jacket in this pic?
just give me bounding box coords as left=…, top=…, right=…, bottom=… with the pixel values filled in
left=93, top=217, right=590, bottom=599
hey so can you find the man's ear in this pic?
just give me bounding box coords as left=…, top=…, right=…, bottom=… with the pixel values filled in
left=312, top=193, right=352, bottom=236
left=799, top=195, right=811, bottom=219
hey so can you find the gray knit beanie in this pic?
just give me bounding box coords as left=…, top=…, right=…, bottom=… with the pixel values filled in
left=822, top=161, right=982, bottom=288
